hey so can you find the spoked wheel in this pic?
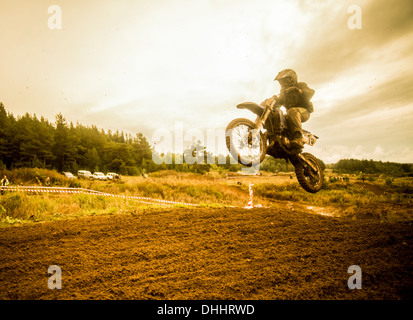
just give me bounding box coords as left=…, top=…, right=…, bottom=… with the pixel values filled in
left=294, top=152, right=324, bottom=193
left=225, top=118, right=267, bottom=167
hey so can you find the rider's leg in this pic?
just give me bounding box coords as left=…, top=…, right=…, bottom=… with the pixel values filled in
left=286, top=107, right=310, bottom=148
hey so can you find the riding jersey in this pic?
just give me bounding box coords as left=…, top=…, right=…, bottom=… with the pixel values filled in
left=277, top=82, right=315, bottom=113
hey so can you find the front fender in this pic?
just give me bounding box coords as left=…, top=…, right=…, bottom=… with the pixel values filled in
left=236, top=102, right=264, bottom=117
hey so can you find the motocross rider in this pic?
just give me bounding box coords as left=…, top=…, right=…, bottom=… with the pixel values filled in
left=261, top=69, right=315, bottom=149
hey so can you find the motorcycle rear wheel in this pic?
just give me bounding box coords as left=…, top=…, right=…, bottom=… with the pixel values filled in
left=295, top=153, right=324, bottom=193
left=225, top=118, right=267, bottom=167
left=294, top=152, right=324, bottom=193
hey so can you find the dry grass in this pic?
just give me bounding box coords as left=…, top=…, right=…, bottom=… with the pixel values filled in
left=1, top=168, right=412, bottom=226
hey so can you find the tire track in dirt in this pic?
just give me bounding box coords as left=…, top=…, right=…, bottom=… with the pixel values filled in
left=0, top=207, right=412, bottom=300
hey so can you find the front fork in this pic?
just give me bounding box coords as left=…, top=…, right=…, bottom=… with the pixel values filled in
left=250, top=103, right=273, bottom=143
left=254, top=102, right=273, bottom=129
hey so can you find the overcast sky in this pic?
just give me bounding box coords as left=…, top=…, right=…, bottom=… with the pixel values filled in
left=1, top=0, right=412, bottom=163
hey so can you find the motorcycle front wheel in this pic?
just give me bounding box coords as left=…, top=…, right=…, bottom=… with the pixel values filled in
left=225, top=118, right=267, bottom=167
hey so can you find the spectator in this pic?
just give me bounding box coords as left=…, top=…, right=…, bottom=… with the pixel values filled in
left=1, top=175, right=9, bottom=195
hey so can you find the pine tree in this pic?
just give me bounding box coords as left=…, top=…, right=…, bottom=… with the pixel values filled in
left=0, top=103, right=12, bottom=167
left=53, top=113, right=72, bottom=171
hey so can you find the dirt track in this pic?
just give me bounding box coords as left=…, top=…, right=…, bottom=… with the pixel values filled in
left=0, top=206, right=412, bottom=300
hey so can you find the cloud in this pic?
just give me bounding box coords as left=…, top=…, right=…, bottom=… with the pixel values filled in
left=310, top=143, right=413, bottom=164
left=289, top=0, right=413, bottom=85
left=1, top=0, right=412, bottom=162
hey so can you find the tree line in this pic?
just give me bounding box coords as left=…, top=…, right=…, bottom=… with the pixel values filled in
left=0, top=103, right=240, bottom=175
left=0, top=103, right=154, bottom=175
left=333, top=159, right=413, bottom=176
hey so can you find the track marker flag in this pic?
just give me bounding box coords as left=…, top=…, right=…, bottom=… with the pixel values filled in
left=244, top=183, right=254, bottom=209
left=244, top=182, right=263, bottom=209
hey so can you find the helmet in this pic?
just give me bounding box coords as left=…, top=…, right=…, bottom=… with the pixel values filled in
left=274, top=69, right=297, bottom=88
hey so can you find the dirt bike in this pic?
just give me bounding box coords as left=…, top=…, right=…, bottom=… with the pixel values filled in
left=225, top=99, right=324, bottom=193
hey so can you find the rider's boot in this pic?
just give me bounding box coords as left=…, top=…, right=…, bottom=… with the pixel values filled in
left=290, top=137, right=304, bottom=149
left=286, top=107, right=309, bottom=150
left=290, top=130, right=305, bottom=150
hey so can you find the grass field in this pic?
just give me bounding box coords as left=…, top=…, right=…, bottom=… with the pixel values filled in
left=1, top=169, right=412, bottom=226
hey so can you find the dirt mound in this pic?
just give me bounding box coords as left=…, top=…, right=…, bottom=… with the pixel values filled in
left=0, top=206, right=412, bottom=300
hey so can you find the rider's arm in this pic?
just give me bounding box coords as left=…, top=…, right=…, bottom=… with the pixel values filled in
left=297, top=82, right=315, bottom=101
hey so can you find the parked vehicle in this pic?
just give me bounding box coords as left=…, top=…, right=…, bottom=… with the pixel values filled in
left=77, top=170, right=93, bottom=179
left=92, top=172, right=108, bottom=180
left=63, top=172, right=76, bottom=179
left=107, top=172, right=120, bottom=180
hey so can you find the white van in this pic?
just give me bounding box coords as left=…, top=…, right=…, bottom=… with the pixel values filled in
left=92, top=172, right=107, bottom=180
left=77, top=170, right=93, bottom=179
left=107, top=172, right=120, bottom=180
